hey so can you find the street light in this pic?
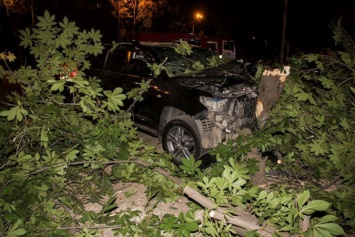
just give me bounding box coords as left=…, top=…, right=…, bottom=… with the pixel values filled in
left=192, top=12, right=203, bottom=36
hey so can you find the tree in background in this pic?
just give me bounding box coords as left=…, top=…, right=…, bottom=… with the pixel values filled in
left=0, top=0, right=36, bottom=63
left=0, top=0, right=34, bottom=34
left=109, top=0, right=167, bottom=40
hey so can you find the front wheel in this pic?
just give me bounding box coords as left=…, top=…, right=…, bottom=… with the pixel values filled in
left=162, top=115, right=203, bottom=166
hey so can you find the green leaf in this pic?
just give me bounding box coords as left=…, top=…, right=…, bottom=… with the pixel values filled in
left=36, top=10, right=56, bottom=30
left=231, top=178, right=246, bottom=189
left=180, top=156, right=202, bottom=173
left=318, top=215, right=338, bottom=224
left=319, top=76, right=335, bottom=89
left=160, top=214, right=179, bottom=231
left=0, top=106, right=27, bottom=122
left=185, top=221, right=199, bottom=231
left=101, top=196, right=117, bottom=213
left=301, top=200, right=331, bottom=215
left=50, top=80, right=65, bottom=92
left=65, top=150, right=79, bottom=161
left=317, top=223, right=345, bottom=235
left=305, top=54, right=319, bottom=62
left=269, top=197, right=280, bottom=208
left=294, top=92, right=316, bottom=104
left=5, top=220, right=27, bottom=237
left=59, top=16, right=79, bottom=37
left=309, top=140, right=327, bottom=156
left=258, top=190, right=267, bottom=200
left=103, top=88, right=126, bottom=111
left=40, top=127, right=49, bottom=148
left=112, top=87, right=123, bottom=95
left=88, top=28, right=103, bottom=43
left=16, top=109, right=23, bottom=122
left=266, top=192, right=274, bottom=202
left=338, top=51, right=352, bottom=65
left=19, top=28, right=32, bottom=48
left=339, top=118, right=350, bottom=130
left=2, top=107, right=16, bottom=120
left=57, top=33, right=71, bottom=48
left=245, top=231, right=258, bottom=237
left=6, top=228, right=27, bottom=237
left=313, top=227, right=333, bottom=237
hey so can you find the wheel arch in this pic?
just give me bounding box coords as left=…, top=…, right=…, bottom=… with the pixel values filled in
left=161, top=114, right=203, bottom=165
left=157, top=106, right=186, bottom=139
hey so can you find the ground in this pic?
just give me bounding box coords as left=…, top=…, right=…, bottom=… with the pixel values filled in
left=83, top=131, right=203, bottom=236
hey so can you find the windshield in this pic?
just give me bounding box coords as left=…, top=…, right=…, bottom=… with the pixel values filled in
left=150, top=45, right=215, bottom=75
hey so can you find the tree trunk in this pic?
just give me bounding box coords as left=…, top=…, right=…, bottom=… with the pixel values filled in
left=256, top=66, right=291, bottom=128
left=242, top=66, right=291, bottom=186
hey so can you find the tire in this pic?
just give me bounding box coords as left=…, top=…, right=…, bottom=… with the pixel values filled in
left=162, top=115, right=203, bottom=165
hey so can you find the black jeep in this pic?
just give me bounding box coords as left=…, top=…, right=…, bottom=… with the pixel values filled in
left=88, top=41, right=258, bottom=165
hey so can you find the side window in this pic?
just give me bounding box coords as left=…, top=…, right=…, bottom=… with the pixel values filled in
left=223, top=41, right=235, bottom=51
left=206, top=41, right=218, bottom=55
left=107, top=49, right=129, bottom=73
left=90, top=52, right=106, bottom=69
left=128, top=60, right=148, bottom=75
left=128, top=51, right=153, bottom=77
left=131, top=51, right=149, bottom=63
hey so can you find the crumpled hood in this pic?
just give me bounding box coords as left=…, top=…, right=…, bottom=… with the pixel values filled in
left=172, top=60, right=257, bottom=88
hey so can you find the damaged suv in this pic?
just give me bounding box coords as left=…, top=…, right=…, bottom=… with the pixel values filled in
left=89, top=41, right=259, bottom=165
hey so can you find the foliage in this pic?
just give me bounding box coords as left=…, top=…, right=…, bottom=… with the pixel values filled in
left=0, top=51, right=16, bottom=79
left=0, top=10, right=175, bottom=237
left=173, top=156, right=345, bottom=237
left=250, top=20, right=355, bottom=233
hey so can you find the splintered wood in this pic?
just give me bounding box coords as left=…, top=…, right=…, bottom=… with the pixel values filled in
left=256, top=66, right=291, bottom=128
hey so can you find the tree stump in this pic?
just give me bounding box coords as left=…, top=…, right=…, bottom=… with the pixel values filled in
left=256, top=66, right=291, bottom=128
left=247, top=66, right=291, bottom=185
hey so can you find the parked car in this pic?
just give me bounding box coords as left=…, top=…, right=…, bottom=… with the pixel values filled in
left=88, top=41, right=259, bottom=165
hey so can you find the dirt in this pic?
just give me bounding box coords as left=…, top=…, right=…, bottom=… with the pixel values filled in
left=84, top=182, right=202, bottom=237
left=83, top=131, right=203, bottom=237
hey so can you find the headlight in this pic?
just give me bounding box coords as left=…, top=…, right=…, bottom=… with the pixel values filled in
left=200, top=96, right=228, bottom=112
left=248, top=91, right=258, bottom=98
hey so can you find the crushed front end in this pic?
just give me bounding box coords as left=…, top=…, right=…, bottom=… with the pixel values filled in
left=194, top=83, right=258, bottom=149
left=175, top=59, right=259, bottom=149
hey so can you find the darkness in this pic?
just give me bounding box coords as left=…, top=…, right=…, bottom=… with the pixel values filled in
left=1, top=0, right=355, bottom=64
left=181, top=0, right=355, bottom=62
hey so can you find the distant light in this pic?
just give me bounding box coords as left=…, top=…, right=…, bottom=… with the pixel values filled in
left=252, top=36, right=256, bottom=40
left=195, top=12, right=203, bottom=20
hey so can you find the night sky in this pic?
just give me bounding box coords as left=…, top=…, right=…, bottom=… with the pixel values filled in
left=1, top=0, right=355, bottom=63
left=182, top=0, right=355, bottom=61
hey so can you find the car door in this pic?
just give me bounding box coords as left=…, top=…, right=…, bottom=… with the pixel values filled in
left=96, top=47, right=130, bottom=92
left=124, top=49, right=163, bottom=134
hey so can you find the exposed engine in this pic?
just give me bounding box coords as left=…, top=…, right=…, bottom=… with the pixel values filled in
left=195, top=85, right=258, bottom=148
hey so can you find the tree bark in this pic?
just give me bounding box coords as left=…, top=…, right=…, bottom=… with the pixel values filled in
left=256, top=66, right=291, bottom=128
left=238, top=129, right=267, bottom=185
left=184, top=185, right=281, bottom=236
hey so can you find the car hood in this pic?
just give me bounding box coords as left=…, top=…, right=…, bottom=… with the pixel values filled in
left=171, top=60, right=258, bottom=97
left=172, top=60, right=257, bottom=87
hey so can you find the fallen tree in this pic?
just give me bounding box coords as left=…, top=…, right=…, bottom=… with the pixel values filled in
left=0, top=11, right=349, bottom=237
